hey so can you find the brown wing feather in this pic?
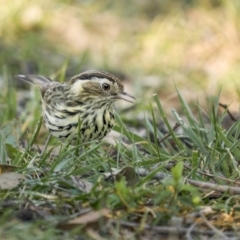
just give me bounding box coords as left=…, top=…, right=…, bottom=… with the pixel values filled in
left=17, top=75, right=52, bottom=87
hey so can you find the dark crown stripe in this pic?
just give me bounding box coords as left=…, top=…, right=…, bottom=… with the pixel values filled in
left=78, top=71, right=116, bottom=83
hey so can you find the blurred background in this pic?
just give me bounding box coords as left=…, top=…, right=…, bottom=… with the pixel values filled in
left=1, top=0, right=240, bottom=120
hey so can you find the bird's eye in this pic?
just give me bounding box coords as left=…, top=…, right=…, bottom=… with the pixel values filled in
left=102, top=83, right=110, bottom=91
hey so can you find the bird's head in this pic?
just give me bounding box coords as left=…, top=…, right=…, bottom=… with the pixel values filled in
left=70, top=70, right=135, bottom=104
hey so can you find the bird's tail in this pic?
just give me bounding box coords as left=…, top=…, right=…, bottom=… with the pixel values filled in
left=17, top=75, right=52, bottom=87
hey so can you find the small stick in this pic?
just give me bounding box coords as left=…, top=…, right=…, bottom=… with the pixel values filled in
left=158, top=123, right=180, bottom=144
left=219, top=103, right=237, bottom=122
left=137, top=168, right=240, bottom=195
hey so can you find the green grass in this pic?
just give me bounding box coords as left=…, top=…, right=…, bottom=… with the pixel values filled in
left=1, top=70, right=240, bottom=238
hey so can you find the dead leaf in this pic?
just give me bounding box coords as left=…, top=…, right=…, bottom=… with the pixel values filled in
left=116, top=166, right=139, bottom=186
left=70, top=176, right=93, bottom=193
left=0, top=172, right=26, bottom=190
left=57, top=208, right=110, bottom=231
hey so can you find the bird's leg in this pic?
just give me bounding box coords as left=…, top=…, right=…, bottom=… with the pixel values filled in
left=78, top=145, right=84, bottom=156
left=40, top=133, right=52, bottom=158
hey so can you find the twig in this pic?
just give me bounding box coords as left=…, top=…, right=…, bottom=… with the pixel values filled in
left=109, top=220, right=236, bottom=237
left=158, top=123, right=180, bottom=144
left=199, top=211, right=229, bottom=239
left=184, top=163, right=240, bottom=185
left=186, top=178, right=240, bottom=195
left=137, top=168, right=240, bottom=195
left=186, top=222, right=197, bottom=240
left=219, top=103, right=237, bottom=122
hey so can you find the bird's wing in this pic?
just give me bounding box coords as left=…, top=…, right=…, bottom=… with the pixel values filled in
left=17, top=75, right=53, bottom=87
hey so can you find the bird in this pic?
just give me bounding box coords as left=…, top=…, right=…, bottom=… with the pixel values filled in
left=17, top=70, right=135, bottom=144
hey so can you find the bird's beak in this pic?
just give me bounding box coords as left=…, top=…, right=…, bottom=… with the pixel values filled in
left=117, top=91, right=136, bottom=103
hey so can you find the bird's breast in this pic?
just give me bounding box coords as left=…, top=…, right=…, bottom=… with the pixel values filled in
left=42, top=102, right=115, bottom=143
